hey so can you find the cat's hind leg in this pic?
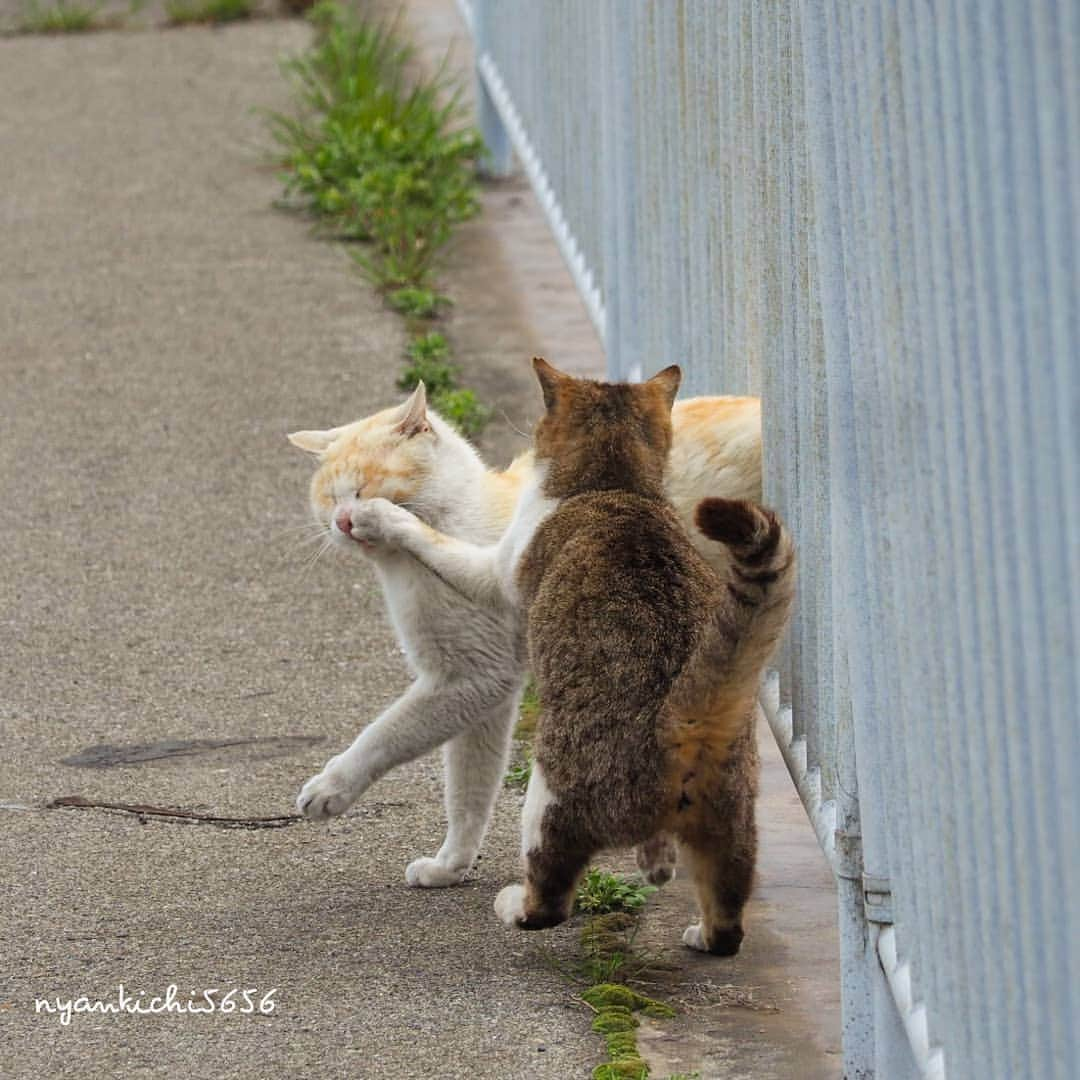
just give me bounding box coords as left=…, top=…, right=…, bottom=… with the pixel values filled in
left=675, top=731, right=758, bottom=956
left=494, top=762, right=593, bottom=930
left=406, top=690, right=520, bottom=888
left=635, top=831, right=679, bottom=886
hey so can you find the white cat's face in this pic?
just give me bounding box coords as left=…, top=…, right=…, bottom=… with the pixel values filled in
left=288, top=383, right=436, bottom=547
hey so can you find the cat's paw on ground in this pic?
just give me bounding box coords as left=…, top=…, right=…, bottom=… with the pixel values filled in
left=297, top=767, right=358, bottom=820
left=682, top=921, right=743, bottom=956
left=494, top=883, right=527, bottom=926
left=405, top=856, right=469, bottom=888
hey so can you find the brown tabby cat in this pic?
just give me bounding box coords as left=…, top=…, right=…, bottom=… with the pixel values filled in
left=345, top=360, right=795, bottom=954
left=498, top=360, right=796, bottom=953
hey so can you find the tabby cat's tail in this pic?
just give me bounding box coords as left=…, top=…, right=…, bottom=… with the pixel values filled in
left=695, top=497, right=796, bottom=671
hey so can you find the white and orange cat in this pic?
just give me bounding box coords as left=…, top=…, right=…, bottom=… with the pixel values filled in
left=288, top=383, right=760, bottom=887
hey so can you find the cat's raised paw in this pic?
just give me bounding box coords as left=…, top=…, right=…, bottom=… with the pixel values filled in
left=346, top=497, right=407, bottom=550
left=405, top=857, right=469, bottom=888
left=297, top=768, right=357, bottom=820
left=494, top=884, right=527, bottom=927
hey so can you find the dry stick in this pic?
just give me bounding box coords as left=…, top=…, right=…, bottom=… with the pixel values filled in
left=47, top=795, right=301, bottom=829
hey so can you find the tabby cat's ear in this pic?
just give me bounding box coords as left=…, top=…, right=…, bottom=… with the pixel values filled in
left=647, top=364, right=682, bottom=409
left=533, top=356, right=569, bottom=411
left=287, top=427, right=345, bottom=456
left=395, top=381, right=432, bottom=438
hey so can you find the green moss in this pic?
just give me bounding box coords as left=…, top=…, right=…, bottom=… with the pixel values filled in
left=604, top=1030, right=640, bottom=1056
left=582, top=982, right=677, bottom=1019
left=642, top=1000, right=677, bottom=1019
left=591, top=1006, right=638, bottom=1034
left=581, top=912, right=637, bottom=957
left=593, top=1062, right=649, bottom=1080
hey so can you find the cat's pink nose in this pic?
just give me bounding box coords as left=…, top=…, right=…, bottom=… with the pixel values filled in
left=334, top=509, right=353, bottom=536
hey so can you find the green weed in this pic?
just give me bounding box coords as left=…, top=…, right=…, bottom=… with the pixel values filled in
left=504, top=756, right=532, bottom=790
left=165, top=0, right=252, bottom=23
left=269, top=2, right=493, bottom=440
left=406, top=331, right=451, bottom=361
left=516, top=679, right=541, bottom=738
left=430, top=387, right=491, bottom=438
left=577, top=869, right=658, bottom=916
left=398, top=334, right=456, bottom=396
left=398, top=356, right=457, bottom=397
left=269, top=1, right=483, bottom=288
left=19, top=0, right=102, bottom=32
left=388, top=287, right=451, bottom=319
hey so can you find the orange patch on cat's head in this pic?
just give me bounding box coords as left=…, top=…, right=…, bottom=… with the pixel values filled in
left=288, top=383, right=436, bottom=523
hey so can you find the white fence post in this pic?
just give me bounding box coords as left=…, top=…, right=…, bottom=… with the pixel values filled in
left=470, top=0, right=513, bottom=179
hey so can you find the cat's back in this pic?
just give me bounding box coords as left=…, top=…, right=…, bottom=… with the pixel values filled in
left=520, top=490, right=718, bottom=711
left=668, top=397, right=761, bottom=502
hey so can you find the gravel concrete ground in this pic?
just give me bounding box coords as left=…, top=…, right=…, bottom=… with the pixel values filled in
left=0, top=12, right=841, bottom=1079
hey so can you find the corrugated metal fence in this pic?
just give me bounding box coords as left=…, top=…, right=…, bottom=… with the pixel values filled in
left=456, top=1, right=1078, bottom=1077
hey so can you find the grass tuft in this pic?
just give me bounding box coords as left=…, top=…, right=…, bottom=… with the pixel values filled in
left=515, top=679, right=541, bottom=738
left=165, top=0, right=253, bottom=24
left=504, top=756, right=532, bottom=790
left=269, top=0, right=492, bottom=440
left=268, top=1, right=483, bottom=289
left=19, top=0, right=102, bottom=33
left=576, top=869, right=658, bottom=916
left=430, top=387, right=492, bottom=438
left=388, top=286, right=452, bottom=319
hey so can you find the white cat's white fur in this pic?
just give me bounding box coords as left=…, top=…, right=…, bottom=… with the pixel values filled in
left=294, top=398, right=530, bottom=886
left=336, top=453, right=558, bottom=922
left=290, top=382, right=761, bottom=888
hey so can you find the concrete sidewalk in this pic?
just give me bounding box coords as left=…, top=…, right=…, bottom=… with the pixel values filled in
left=0, top=14, right=840, bottom=1079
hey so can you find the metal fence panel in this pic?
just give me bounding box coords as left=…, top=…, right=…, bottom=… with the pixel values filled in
left=463, top=2, right=1079, bottom=1076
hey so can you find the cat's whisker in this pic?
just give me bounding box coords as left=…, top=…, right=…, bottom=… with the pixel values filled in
left=499, top=409, right=535, bottom=441
left=297, top=537, right=335, bottom=581
left=270, top=522, right=327, bottom=543
left=281, top=530, right=331, bottom=560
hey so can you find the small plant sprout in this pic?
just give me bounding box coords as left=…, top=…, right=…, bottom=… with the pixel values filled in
left=19, top=0, right=103, bottom=33
left=387, top=287, right=452, bottom=320
left=269, top=1, right=494, bottom=441
left=429, top=388, right=492, bottom=439
left=165, top=0, right=253, bottom=25
left=504, top=756, right=532, bottom=790
left=268, top=2, right=483, bottom=289
left=576, top=869, right=658, bottom=916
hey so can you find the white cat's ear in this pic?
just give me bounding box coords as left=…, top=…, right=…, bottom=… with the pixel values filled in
left=648, top=364, right=682, bottom=409
left=394, top=381, right=432, bottom=438
left=533, top=356, right=569, bottom=411
left=287, top=427, right=344, bottom=456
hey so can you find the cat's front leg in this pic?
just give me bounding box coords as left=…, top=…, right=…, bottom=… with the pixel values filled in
left=346, top=498, right=505, bottom=608
left=298, top=676, right=469, bottom=820
left=297, top=750, right=356, bottom=819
